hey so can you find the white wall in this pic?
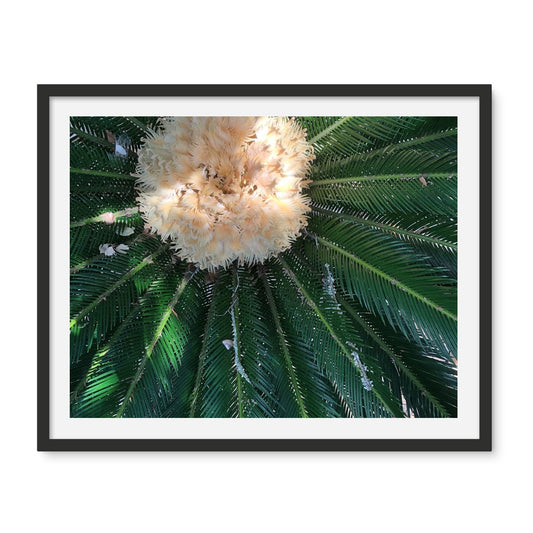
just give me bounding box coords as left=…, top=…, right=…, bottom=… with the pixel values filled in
left=1, top=1, right=527, bottom=531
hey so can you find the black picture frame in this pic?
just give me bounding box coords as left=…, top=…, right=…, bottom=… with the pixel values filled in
left=38, top=84, right=492, bottom=452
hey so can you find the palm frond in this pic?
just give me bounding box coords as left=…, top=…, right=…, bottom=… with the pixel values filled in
left=70, top=116, right=160, bottom=152
left=310, top=204, right=457, bottom=277
left=70, top=238, right=169, bottom=363
left=71, top=262, right=201, bottom=417
left=301, top=216, right=457, bottom=360
left=272, top=252, right=404, bottom=417
left=303, top=116, right=427, bottom=159
left=118, top=268, right=205, bottom=418
left=191, top=270, right=240, bottom=418
left=309, top=173, right=457, bottom=216
left=340, top=295, right=456, bottom=417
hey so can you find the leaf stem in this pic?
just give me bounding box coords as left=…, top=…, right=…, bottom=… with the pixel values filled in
left=260, top=269, right=308, bottom=418
left=70, top=207, right=139, bottom=228
left=70, top=255, right=100, bottom=274
left=308, top=116, right=351, bottom=145
left=310, top=172, right=454, bottom=186
left=126, top=116, right=154, bottom=135
left=231, top=267, right=244, bottom=418
left=71, top=168, right=136, bottom=180
left=188, top=283, right=221, bottom=418
left=70, top=127, right=114, bottom=148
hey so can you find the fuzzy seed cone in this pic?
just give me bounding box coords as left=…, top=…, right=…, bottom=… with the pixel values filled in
left=135, top=117, right=314, bottom=270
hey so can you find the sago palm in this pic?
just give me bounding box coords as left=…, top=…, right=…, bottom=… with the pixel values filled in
left=70, top=115, right=457, bottom=418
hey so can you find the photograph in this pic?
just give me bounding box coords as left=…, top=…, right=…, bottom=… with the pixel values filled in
left=69, top=114, right=458, bottom=419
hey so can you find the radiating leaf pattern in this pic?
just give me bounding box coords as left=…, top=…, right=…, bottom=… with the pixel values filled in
left=70, top=116, right=457, bottom=418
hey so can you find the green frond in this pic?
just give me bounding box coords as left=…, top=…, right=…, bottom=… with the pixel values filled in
left=70, top=218, right=140, bottom=267
left=339, top=295, right=456, bottom=417
left=191, top=271, right=239, bottom=418
left=70, top=142, right=139, bottom=236
left=309, top=173, right=457, bottom=216
left=300, top=116, right=456, bottom=167
left=259, top=267, right=309, bottom=417
left=70, top=116, right=160, bottom=152
left=70, top=142, right=136, bottom=175
left=189, top=267, right=292, bottom=418
left=310, top=205, right=457, bottom=276
left=71, top=263, right=202, bottom=417
left=70, top=238, right=170, bottom=363
left=118, top=269, right=205, bottom=418
left=302, top=116, right=427, bottom=159
left=301, top=217, right=457, bottom=360
left=273, top=253, right=404, bottom=417
left=311, top=205, right=456, bottom=249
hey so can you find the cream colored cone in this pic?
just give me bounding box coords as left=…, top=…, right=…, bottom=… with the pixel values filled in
left=135, top=116, right=314, bottom=270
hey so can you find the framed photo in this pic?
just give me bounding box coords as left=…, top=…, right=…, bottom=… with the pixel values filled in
left=38, top=85, right=491, bottom=451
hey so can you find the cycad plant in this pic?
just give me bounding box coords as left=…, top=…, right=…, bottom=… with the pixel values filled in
left=70, top=115, right=457, bottom=418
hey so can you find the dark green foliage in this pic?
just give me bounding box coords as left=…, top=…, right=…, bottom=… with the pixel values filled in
left=70, top=115, right=458, bottom=418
